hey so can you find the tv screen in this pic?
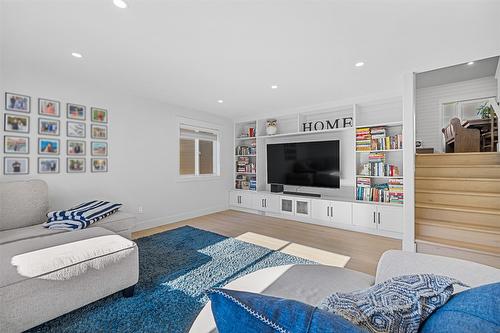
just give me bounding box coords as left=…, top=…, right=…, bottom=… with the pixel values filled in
left=267, top=140, right=340, bottom=188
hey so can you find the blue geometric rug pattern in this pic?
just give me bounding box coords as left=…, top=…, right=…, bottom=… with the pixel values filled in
left=28, top=226, right=313, bottom=333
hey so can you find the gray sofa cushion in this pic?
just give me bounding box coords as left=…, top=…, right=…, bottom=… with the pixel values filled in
left=0, top=180, right=49, bottom=231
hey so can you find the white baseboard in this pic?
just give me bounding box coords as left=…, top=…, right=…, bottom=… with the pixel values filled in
left=133, top=205, right=228, bottom=232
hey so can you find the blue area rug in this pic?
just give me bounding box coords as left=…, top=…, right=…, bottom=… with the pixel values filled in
left=29, top=226, right=313, bottom=333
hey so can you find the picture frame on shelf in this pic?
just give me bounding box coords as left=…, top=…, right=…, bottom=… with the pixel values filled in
left=5, top=92, right=30, bottom=113
left=91, top=141, right=107, bottom=156
left=91, top=158, right=107, bottom=172
left=38, top=118, right=60, bottom=136
left=67, top=140, right=86, bottom=156
left=67, top=158, right=85, bottom=173
left=38, top=98, right=60, bottom=117
left=38, top=138, right=60, bottom=155
left=67, top=103, right=86, bottom=120
left=4, top=157, right=29, bottom=175
left=38, top=157, right=59, bottom=174
left=4, top=135, right=29, bottom=154
left=67, top=121, right=86, bottom=138
left=91, top=107, right=108, bottom=123
left=91, top=124, right=107, bottom=139
left=4, top=113, right=29, bottom=133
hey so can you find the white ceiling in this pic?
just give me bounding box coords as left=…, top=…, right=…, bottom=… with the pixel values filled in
left=1, top=0, right=500, bottom=118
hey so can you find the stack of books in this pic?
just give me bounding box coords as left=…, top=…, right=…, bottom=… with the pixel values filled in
left=371, top=134, right=403, bottom=150
left=358, top=153, right=400, bottom=177
left=236, top=145, right=256, bottom=155
left=236, top=157, right=256, bottom=173
left=356, top=177, right=372, bottom=201
left=249, top=178, right=257, bottom=191
left=388, top=179, right=404, bottom=204
left=356, top=128, right=372, bottom=151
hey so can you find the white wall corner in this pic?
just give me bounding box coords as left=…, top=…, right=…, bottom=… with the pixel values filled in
left=402, top=72, right=416, bottom=252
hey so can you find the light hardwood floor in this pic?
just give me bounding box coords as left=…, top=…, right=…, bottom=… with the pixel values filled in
left=132, top=209, right=402, bottom=275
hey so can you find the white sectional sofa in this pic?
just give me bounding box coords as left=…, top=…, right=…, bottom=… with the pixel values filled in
left=0, top=180, right=139, bottom=332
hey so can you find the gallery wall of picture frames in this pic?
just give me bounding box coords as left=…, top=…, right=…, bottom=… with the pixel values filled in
left=2, top=92, right=109, bottom=175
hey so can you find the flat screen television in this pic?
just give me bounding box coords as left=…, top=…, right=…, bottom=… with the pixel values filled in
left=267, top=140, right=340, bottom=188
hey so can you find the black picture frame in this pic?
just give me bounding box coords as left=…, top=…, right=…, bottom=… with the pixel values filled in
left=91, top=141, right=108, bottom=156
left=91, top=124, right=108, bottom=139
left=4, top=113, right=30, bottom=133
left=67, top=158, right=86, bottom=173
left=38, top=157, right=60, bottom=174
left=67, top=121, right=86, bottom=138
left=67, top=103, right=86, bottom=121
left=91, top=158, right=108, bottom=172
left=38, top=118, right=60, bottom=136
left=67, top=140, right=86, bottom=156
left=5, top=92, right=31, bottom=113
left=38, top=98, right=61, bottom=117
left=4, top=135, right=29, bottom=154
left=91, top=107, right=108, bottom=123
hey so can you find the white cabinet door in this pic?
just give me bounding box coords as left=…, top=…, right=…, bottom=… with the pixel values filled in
left=378, top=205, right=403, bottom=233
left=239, top=192, right=253, bottom=209
left=229, top=191, right=240, bottom=206
left=264, top=195, right=280, bottom=213
left=280, top=196, right=295, bottom=215
left=252, top=194, right=267, bottom=211
left=311, top=199, right=331, bottom=222
left=352, top=203, right=377, bottom=229
left=331, top=201, right=352, bottom=225
left=295, top=198, right=311, bottom=217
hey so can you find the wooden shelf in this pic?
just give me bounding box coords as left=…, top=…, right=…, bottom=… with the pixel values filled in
left=257, top=127, right=353, bottom=139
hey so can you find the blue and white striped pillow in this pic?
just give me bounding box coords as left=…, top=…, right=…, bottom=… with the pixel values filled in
left=43, top=200, right=122, bottom=230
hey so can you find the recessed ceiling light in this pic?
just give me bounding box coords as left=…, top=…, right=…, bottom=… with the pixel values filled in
left=71, top=52, right=83, bottom=58
left=217, top=100, right=224, bottom=104
left=355, top=62, right=365, bottom=67
left=467, top=61, right=474, bottom=65
left=271, top=85, right=278, bottom=89
left=113, top=0, right=128, bottom=9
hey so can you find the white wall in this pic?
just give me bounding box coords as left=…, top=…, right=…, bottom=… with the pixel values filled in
left=415, top=76, right=497, bottom=152
left=0, top=71, right=233, bottom=231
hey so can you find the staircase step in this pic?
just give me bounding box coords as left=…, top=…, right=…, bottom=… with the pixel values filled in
left=415, top=203, right=500, bottom=228
left=415, top=237, right=500, bottom=268
left=415, top=164, right=500, bottom=178
left=416, top=219, right=500, bottom=248
left=416, top=152, right=500, bottom=166
left=416, top=190, right=500, bottom=209
left=415, top=177, right=500, bottom=193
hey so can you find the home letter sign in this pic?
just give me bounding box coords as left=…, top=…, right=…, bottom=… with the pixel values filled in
left=302, top=117, right=353, bottom=132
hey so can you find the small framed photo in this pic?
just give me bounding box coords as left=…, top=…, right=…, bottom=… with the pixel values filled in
left=5, top=92, right=30, bottom=113
left=91, top=107, right=108, bottom=123
left=38, top=138, right=60, bottom=155
left=67, top=140, right=86, bottom=156
left=91, top=124, right=107, bottom=139
left=38, top=118, right=60, bottom=136
left=4, top=113, right=29, bottom=133
left=67, top=158, right=86, bottom=173
left=38, top=157, right=59, bottom=174
left=67, top=103, right=86, bottom=120
left=4, top=136, right=29, bottom=154
left=91, top=158, right=108, bottom=172
left=91, top=141, right=107, bottom=156
left=4, top=157, right=29, bottom=175
left=67, top=121, right=86, bottom=138
left=38, top=98, right=60, bottom=117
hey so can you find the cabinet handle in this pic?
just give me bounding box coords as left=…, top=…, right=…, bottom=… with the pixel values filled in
left=265, top=199, right=267, bottom=208
left=373, top=211, right=376, bottom=223
left=330, top=207, right=333, bottom=217
left=238, top=196, right=241, bottom=204
left=378, top=212, right=381, bottom=224
left=326, top=206, right=329, bottom=217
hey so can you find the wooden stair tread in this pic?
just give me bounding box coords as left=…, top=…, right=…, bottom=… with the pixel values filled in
left=415, top=203, right=500, bottom=215
left=416, top=219, right=500, bottom=234
left=416, top=164, right=500, bottom=168
left=415, top=189, right=500, bottom=197
left=415, top=236, right=500, bottom=256
left=415, top=177, right=500, bottom=182
left=416, top=152, right=500, bottom=156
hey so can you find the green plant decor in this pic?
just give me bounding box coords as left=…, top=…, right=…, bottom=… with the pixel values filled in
left=477, top=102, right=494, bottom=119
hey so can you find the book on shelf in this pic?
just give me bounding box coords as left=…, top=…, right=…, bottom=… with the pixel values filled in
left=236, top=145, right=256, bottom=155
left=358, top=153, right=400, bottom=177
left=356, top=177, right=403, bottom=204
left=356, top=128, right=372, bottom=151
left=356, top=126, right=403, bottom=151
left=235, top=175, right=256, bottom=190
left=236, top=156, right=256, bottom=173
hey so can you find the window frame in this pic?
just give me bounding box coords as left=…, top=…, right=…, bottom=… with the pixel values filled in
left=177, top=117, right=221, bottom=182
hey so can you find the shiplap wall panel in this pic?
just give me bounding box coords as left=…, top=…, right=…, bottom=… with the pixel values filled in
left=416, top=76, right=497, bottom=152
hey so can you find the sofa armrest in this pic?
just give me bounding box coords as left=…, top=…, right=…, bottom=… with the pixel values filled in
left=375, top=250, right=500, bottom=291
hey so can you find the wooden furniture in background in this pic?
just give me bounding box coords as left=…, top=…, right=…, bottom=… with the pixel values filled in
left=414, top=152, right=500, bottom=268
left=463, top=116, right=498, bottom=152
left=442, top=117, right=480, bottom=153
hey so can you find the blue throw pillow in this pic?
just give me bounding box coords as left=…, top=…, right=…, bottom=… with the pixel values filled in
left=207, top=288, right=368, bottom=333
left=319, top=274, right=466, bottom=333
left=419, top=282, right=500, bottom=333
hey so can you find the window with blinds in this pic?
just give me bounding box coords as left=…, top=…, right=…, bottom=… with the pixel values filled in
left=179, top=124, right=220, bottom=177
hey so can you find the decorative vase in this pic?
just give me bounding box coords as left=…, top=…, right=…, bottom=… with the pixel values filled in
left=266, top=119, right=278, bottom=135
